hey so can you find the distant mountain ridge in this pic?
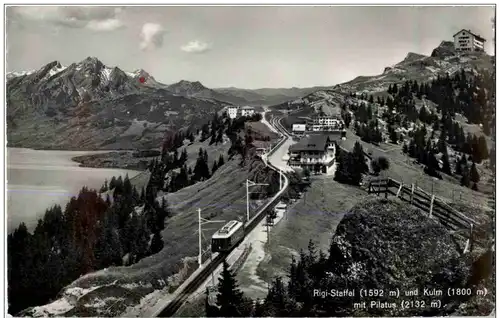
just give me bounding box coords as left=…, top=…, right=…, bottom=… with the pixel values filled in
left=6, top=57, right=231, bottom=150
left=279, top=41, right=493, bottom=115
left=6, top=56, right=327, bottom=150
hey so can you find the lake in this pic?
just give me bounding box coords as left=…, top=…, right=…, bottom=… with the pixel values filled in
left=7, top=148, right=141, bottom=233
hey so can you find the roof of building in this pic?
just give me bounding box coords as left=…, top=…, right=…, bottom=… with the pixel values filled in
left=212, top=220, right=243, bottom=239
left=241, top=106, right=254, bottom=109
left=289, top=134, right=331, bottom=152
left=453, top=29, right=486, bottom=42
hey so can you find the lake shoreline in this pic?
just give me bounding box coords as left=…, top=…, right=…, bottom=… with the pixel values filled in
left=7, top=146, right=156, bottom=171
left=71, top=150, right=160, bottom=171
left=7, top=148, right=144, bottom=233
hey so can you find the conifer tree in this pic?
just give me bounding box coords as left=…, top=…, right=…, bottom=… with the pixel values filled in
left=478, top=135, right=489, bottom=161
left=212, top=160, right=219, bottom=175
left=352, top=142, right=368, bottom=173
left=109, top=176, right=117, bottom=190
left=124, top=174, right=132, bottom=196
left=470, top=162, right=480, bottom=184
left=441, top=149, right=452, bottom=175
left=461, top=165, right=471, bottom=187
left=150, top=232, right=164, bottom=254
left=216, top=261, right=246, bottom=317
left=179, top=148, right=188, bottom=166
left=264, top=277, right=294, bottom=316
left=218, top=154, right=225, bottom=167
left=489, top=148, right=495, bottom=171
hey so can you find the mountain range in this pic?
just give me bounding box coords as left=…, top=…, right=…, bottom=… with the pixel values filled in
left=6, top=56, right=329, bottom=150
left=6, top=41, right=494, bottom=150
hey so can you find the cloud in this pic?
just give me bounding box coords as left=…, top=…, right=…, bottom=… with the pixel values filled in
left=139, top=23, right=166, bottom=51
left=181, top=40, right=211, bottom=53
left=86, top=18, right=123, bottom=31
left=9, top=6, right=124, bottom=31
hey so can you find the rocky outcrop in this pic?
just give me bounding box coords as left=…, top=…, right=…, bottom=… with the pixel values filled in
left=431, top=41, right=457, bottom=58
left=326, top=198, right=472, bottom=316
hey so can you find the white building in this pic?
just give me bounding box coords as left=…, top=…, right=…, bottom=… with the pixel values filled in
left=453, top=29, right=486, bottom=53
left=240, top=106, right=255, bottom=117
left=292, top=123, right=307, bottom=134
left=227, top=106, right=239, bottom=119
left=288, top=134, right=338, bottom=174
left=227, top=106, right=255, bottom=118
left=310, top=116, right=344, bottom=132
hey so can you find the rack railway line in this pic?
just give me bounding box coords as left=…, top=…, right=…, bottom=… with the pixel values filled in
left=153, top=114, right=291, bottom=317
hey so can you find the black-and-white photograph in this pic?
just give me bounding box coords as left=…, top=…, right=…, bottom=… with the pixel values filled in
left=4, top=4, right=496, bottom=317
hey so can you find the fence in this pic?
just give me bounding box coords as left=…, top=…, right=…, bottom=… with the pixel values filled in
left=367, top=177, right=480, bottom=254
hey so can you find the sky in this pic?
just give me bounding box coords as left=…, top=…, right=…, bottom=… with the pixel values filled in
left=5, top=5, right=496, bottom=89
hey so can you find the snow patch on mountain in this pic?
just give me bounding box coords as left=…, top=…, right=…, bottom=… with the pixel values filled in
left=100, top=67, right=112, bottom=82
left=6, top=70, right=36, bottom=79
left=47, top=64, right=67, bottom=78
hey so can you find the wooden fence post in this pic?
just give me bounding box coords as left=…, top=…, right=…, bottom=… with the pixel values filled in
left=385, top=179, right=389, bottom=199
left=463, top=239, right=470, bottom=254
left=469, top=223, right=474, bottom=254
left=396, top=183, right=403, bottom=198
left=410, top=184, right=415, bottom=204
left=429, top=195, right=435, bottom=218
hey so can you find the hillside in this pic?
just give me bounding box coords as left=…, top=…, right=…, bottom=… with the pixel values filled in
left=166, top=80, right=250, bottom=105
left=6, top=58, right=230, bottom=150
left=214, top=86, right=330, bottom=106
left=165, top=81, right=329, bottom=106
left=278, top=42, right=493, bottom=115
left=18, top=152, right=280, bottom=317
left=337, top=41, right=493, bottom=94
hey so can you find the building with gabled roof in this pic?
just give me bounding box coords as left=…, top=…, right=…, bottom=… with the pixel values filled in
left=453, top=29, right=486, bottom=52
left=288, top=133, right=342, bottom=174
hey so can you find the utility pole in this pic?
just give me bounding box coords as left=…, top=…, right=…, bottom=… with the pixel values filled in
left=198, top=208, right=202, bottom=267
left=245, top=179, right=269, bottom=222
left=197, top=208, right=225, bottom=269
left=266, top=215, right=270, bottom=244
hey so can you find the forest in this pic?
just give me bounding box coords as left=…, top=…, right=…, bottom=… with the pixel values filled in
left=346, top=68, right=493, bottom=188
left=8, top=175, right=170, bottom=314
left=7, top=111, right=266, bottom=315
left=205, top=237, right=470, bottom=317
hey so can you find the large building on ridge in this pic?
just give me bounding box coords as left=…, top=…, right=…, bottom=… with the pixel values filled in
left=453, top=29, right=486, bottom=52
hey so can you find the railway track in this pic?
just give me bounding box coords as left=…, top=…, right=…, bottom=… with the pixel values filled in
left=154, top=115, right=291, bottom=317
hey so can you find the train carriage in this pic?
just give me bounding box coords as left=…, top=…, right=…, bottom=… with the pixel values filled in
left=211, top=220, right=245, bottom=253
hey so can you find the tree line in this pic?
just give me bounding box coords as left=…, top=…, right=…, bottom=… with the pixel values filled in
left=8, top=174, right=171, bottom=315
left=148, top=110, right=263, bottom=195
left=346, top=68, right=493, bottom=151
left=402, top=123, right=487, bottom=189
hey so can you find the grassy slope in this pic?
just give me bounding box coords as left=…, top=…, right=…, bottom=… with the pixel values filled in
left=34, top=156, right=270, bottom=316
left=24, top=116, right=285, bottom=316
left=248, top=177, right=367, bottom=286
left=338, top=128, right=491, bottom=209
